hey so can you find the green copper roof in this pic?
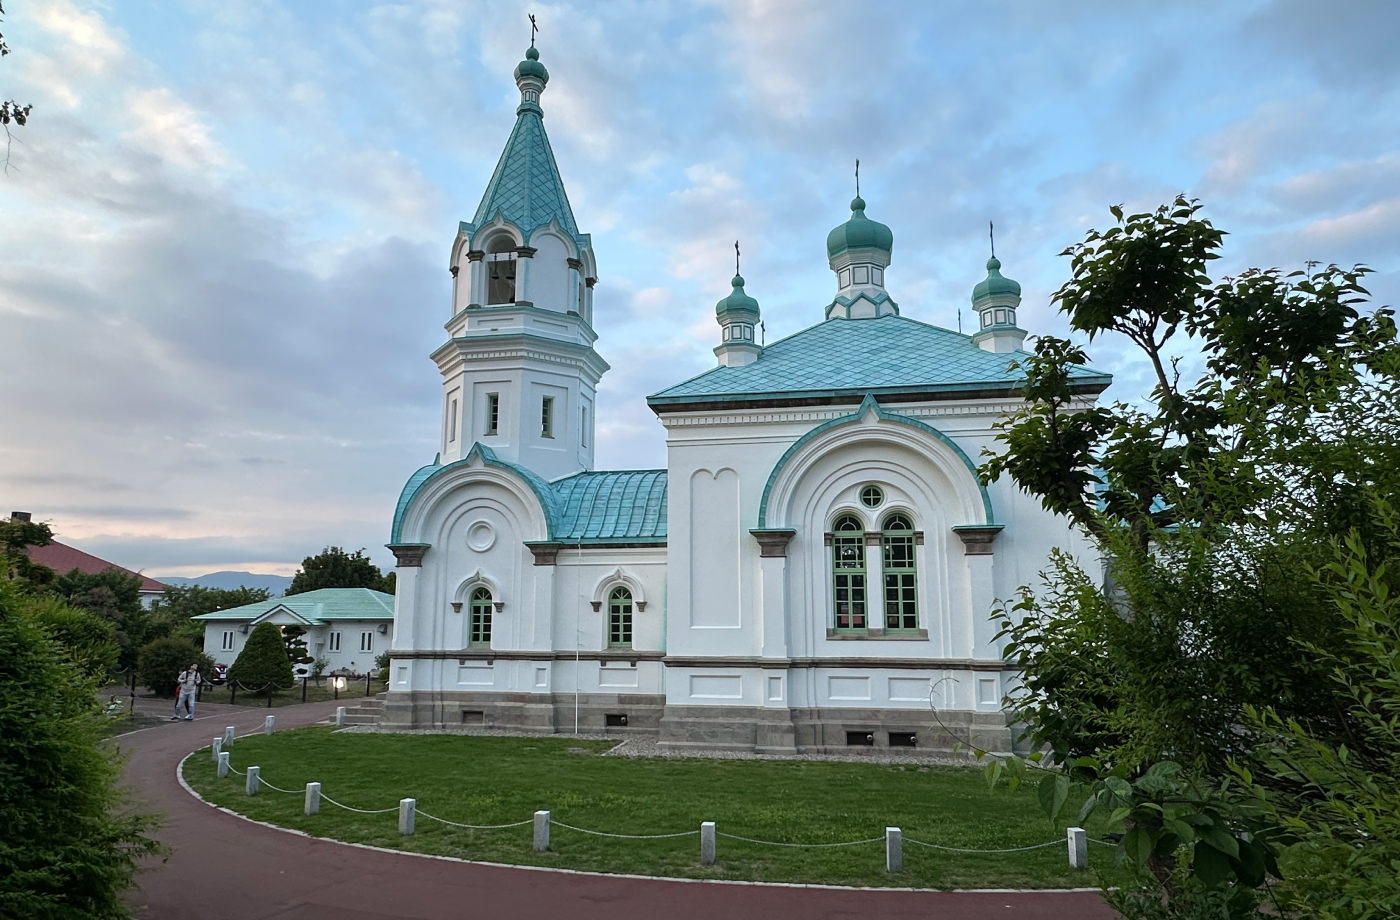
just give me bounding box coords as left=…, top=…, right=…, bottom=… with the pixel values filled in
left=391, top=445, right=667, bottom=546
left=826, top=196, right=894, bottom=259
left=191, top=588, right=394, bottom=624
left=648, top=314, right=1110, bottom=405
left=471, top=83, right=580, bottom=240
left=715, top=274, right=760, bottom=320
left=514, top=46, right=548, bottom=83
left=971, top=256, right=1021, bottom=303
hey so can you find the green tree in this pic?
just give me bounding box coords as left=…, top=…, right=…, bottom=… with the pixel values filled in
left=53, top=568, right=151, bottom=672
left=281, top=623, right=313, bottom=673
left=286, top=546, right=393, bottom=595
left=148, top=585, right=270, bottom=646
left=981, top=197, right=1399, bottom=918
left=0, top=580, right=161, bottom=918
left=227, top=622, right=293, bottom=695
left=137, top=636, right=213, bottom=697
left=1, top=1, right=33, bottom=173
left=0, top=515, right=56, bottom=592
left=25, top=593, right=119, bottom=679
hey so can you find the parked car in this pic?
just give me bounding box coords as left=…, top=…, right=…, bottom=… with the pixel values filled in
left=209, top=663, right=229, bottom=685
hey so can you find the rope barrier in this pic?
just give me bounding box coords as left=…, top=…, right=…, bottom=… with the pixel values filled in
left=905, top=837, right=1062, bottom=854
left=551, top=820, right=698, bottom=840
left=1087, top=837, right=1118, bottom=847
left=318, top=793, right=400, bottom=815
left=257, top=777, right=302, bottom=795
left=416, top=811, right=535, bottom=830
left=227, top=764, right=246, bottom=776
left=715, top=832, right=884, bottom=848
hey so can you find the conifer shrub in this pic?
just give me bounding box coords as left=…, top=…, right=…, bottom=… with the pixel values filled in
left=228, top=622, right=294, bottom=695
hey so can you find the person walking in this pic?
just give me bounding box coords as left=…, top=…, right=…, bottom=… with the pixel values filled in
left=171, top=663, right=200, bottom=721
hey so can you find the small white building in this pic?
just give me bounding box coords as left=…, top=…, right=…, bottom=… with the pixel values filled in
left=194, top=588, right=394, bottom=676
left=381, top=47, right=1109, bottom=753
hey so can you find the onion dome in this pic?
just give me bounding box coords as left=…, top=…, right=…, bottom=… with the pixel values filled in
left=514, top=46, right=549, bottom=85
left=716, top=273, right=760, bottom=322
left=970, top=255, right=1021, bottom=303
left=826, top=196, right=894, bottom=259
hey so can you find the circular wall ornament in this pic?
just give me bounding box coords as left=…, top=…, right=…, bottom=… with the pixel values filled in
left=860, top=484, right=884, bottom=508
left=466, top=520, right=495, bottom=552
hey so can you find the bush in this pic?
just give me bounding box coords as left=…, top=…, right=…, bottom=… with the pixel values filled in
left=25, top=594, right=119, bottom=680
left=228, top=622, right=293, bottom=695
left=138, top=637, right=213, bottom=697
left=0, top=580, right=161, bottom=918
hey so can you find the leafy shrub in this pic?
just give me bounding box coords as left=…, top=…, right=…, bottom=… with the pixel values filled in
left=138, top=637, right=213, bottom=697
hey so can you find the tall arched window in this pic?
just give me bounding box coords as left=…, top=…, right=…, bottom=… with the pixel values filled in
left=881, top=512, right=918, bottom=630
left=831, top=514, right=866, bottom=630
left=486, top=238, right=517, bottom=304
left=469, top=586, right=492, bottom=646
left=608, top=586, right=633, bottom=648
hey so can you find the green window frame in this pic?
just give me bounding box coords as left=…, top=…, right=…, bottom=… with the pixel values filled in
left=469, top=586, right=492, bottom=646
left=485, top=392, right=500, bottom=436
left=881, top=512, right=918, bottom=631
left=831, top=514, right=867, bottom=630
left=608, top=586, right=633, bottom=648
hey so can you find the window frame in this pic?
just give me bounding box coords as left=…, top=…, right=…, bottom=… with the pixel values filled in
left=469, top=586, right=493, bottom=647
left=329, top=631, right=342, bottom=652
left=830, top=514, right=867, bottom=631
left=541, top=395, right=554, bottom=439
left=221, top=630, right=235, bottom=651
left=485, top=392, right=500, bottom=436
left=360, top=631, right=374, bottom=653
left=881, top=512, right=919, bottom=632
left=607, top=586, right=634, bottom=648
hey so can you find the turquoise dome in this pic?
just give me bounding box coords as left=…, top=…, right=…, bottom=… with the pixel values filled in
left=514, top=46, right=549, bottom=84
left=971, top=255, right=1021, bottom=303
left=826, top=196, right=893, bottom=259
left=716, top=274, right=760, bottom=320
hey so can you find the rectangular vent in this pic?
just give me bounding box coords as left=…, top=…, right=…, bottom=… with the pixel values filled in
left=604, top=713, right=629, bottom=728
left=846, top=730, right=875, bottom=746
left=461, top=710, right=485, bottom=725
left=889, top=731, right=918, bottom=748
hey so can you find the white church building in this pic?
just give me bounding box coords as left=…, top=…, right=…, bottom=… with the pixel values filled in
left=381, top=46, right=1110, bottom=753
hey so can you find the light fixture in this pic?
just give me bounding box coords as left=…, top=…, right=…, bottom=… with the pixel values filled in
left=376, top=623, right=388, bottom=634
left=333, top=676, right=346, bottom=691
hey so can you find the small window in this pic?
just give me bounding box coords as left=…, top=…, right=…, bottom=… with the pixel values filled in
left=605, top=713, right=629, bottom=727
left=889, top=731, right=917, bottom=748
left=580, top=407, right=588, bottom=447
left=360, top=631, right=374, bottom=653
left=860, top=485, right=884, bottom=508
left=485, top=393, right=499, bottom=436
left=448, top=398, right=458, bottom=442
left=222, top=630, right=235, bottom=651
left=469, top=586, right=492, bottom=646
left=846, top=730, right=875, bottom=746
left=329, top=631, right=342, bottom=652
left=541, top=396, right=554, bottom=438
left=608, top=586, right=633, bottom=648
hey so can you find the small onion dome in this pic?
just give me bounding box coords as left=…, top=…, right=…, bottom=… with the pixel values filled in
left=826, top=196, right=894, bottom=259
left=970, top=255, right=1021, bottom=303
left=716, top=274, right=760, bottom=321
left=514, top=46, right=549, bottom=84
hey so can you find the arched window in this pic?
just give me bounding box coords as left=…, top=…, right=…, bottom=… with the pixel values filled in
left=831, top=514, right=866, bottom=630
left=486, top=238, right=517, bottom=305
left=608, top=586, right=633, bottom=648
left=881, top=513, right=918, bottom=630
left=469, top=586, right=492, bottom=646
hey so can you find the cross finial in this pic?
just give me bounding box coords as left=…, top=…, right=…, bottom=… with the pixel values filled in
left=529, top=13, right=538, bottom=47
left=989, top=220, right=996, bottom=259
left=855, top=158, right=860, bottom=198
left=734, top=240, right=741, bottom=276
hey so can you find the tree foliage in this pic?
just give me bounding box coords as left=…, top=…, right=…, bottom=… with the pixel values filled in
left=0, top=581, right=161, bottom=918
left=228, top=622, right=293, bottom=694
left=25, top=593, right=119, bottom=679
left=1, top=1, right=32, bottom=172
left=0, top=516, right=56, bottom=592
left=52, top=568, right=151, bottom=672
left=137, top=636, right=213, bottom=697
left=286, top=546, right=393, bottom=596
left=148, top=584, right=271, bottom=647
left=981, top=197, right=1400, bottom=918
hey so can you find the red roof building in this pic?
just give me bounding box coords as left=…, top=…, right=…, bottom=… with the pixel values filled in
left=25, top=540, right=167, bottom=607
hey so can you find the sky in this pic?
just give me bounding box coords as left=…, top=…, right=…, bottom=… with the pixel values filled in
left=2, top=0, right=1397, bottom=579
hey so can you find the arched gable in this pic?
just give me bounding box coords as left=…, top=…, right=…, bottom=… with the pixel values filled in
left=759, top=394, right=994, bottom=529
left=453, top=570, right=504, bottom=610
left=391, top=443, right=554, bottom=548
left=469, top=216, right=525, bottom=253
left=589, top=567, right=647, bottom=612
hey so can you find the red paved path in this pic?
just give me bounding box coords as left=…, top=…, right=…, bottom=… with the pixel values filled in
left=119, top=699, right=1118, bottom=920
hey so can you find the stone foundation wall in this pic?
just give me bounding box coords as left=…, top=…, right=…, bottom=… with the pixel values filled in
left=380, top=690, right=665, bottom=734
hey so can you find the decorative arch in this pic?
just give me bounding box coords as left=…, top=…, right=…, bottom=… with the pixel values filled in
left=391, top=444, right=555, bottom=546
left=452, top=569, right=504, bottom=612
left=589, top=567, right=647, bottom=612
left=759, top=394, right=993, bottom=529
left=526, top=220, right=580, bottom=260
left=468, top=216, right=524, bottom=252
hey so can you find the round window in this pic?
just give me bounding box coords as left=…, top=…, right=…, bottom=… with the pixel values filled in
left=859, top=485, right=884, bottom=508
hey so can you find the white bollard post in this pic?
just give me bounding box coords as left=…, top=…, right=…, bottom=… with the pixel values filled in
left=533, top=810, right=550, bottom=851
left=264, top=715, right=275, bottom=735
left=217, top=751, right=230, bottom=778
left=886, top=826, right=903, bottom=873
left=701, top=821, right=716, bottom=866
left=223, top=726, right=235, bottom=748
left=399, top=798, right=415, bottom=835
left=305, top=782, right=321, bottom=816
left=211, top=737, right=222, bottom=762
left=1067, top=826, right=1088, bottom=869
left=335, top=706, right=346, bottom=727
left=246, top=766, right=260, bottom=796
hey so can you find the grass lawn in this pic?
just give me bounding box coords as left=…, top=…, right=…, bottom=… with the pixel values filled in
left=183, top=728, right=1123, bottom=889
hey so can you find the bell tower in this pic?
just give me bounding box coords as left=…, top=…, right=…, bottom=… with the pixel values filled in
left=433, top=45, right=607, bottom=481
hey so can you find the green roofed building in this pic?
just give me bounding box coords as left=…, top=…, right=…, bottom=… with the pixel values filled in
left=383, top=46, right=1110, bottom=754
left=193, top=588, right=394, bottom=676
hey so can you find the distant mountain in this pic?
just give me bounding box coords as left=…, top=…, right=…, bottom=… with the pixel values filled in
left=156, top=571, right=293, bottom=595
